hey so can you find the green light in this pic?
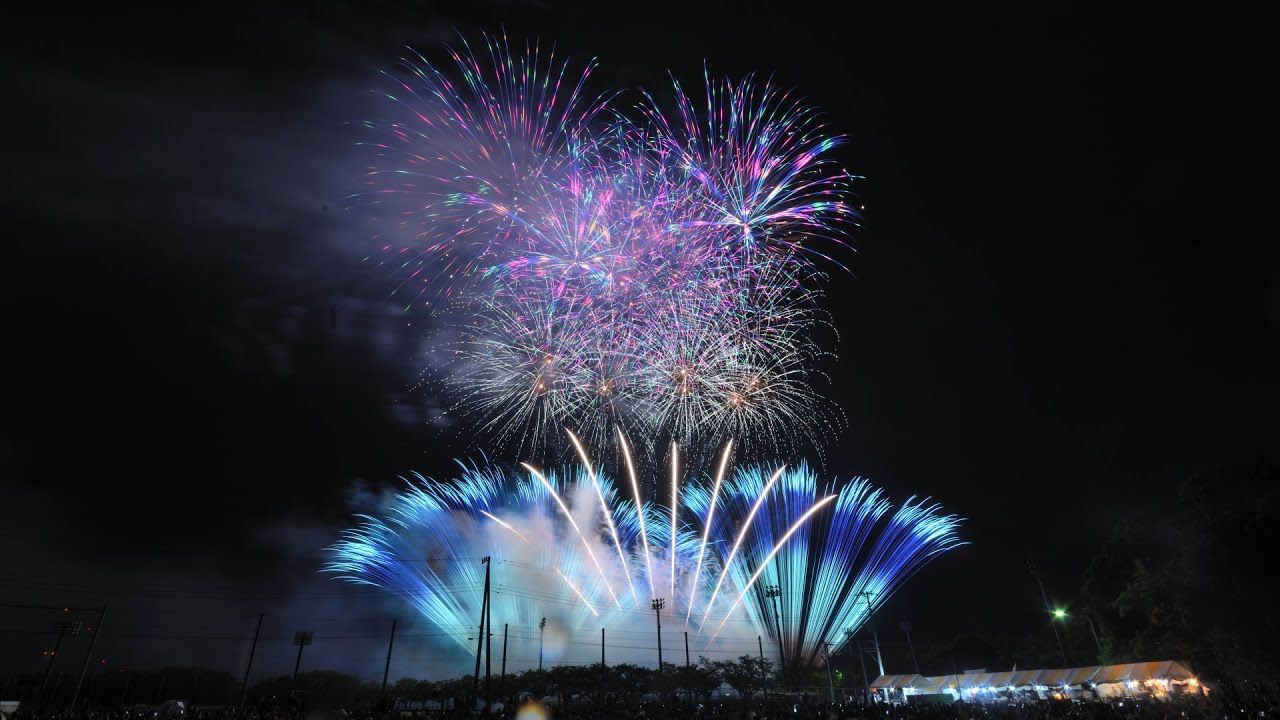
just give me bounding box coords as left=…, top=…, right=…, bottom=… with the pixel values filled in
left=1053, top=608, right=1067, bottom=619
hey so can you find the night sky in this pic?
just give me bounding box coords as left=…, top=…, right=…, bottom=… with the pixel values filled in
left=1, top=2, right=1275, bottom=681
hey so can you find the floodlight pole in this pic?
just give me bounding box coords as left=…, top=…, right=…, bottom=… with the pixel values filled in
left=766, top=585, right=785, bottom=668
left=758, top=635, right=768, bottom=700
left=238, top=613, right=263, bottom=709
left=652, top=598, right=665, bottom=668
left=41, top=620, right=81, bottom=702
left=485, top=576, right=492, bottom=711
left=1027, top=552, right=1069, bottom=666
left=292, top=631, right=314, bottom=681
left=72, top=605, right=107, bottom=710
left=652, top=598, right=667, bottom=704
left=1083, top=612, right=1105, bottom=663
left=823, top=641, right=836, bottom=703
left=538, top=617, right=546, bottom=671
left=900, top=620, right=920, bottom=674
left=379, top=618, right=398, bottom=709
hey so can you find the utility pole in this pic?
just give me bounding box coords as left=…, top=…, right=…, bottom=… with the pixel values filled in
left=72, top=604, right=107, bottom=710
left=900, top=621, right=920, bottom=674
left=40, top=620, right=82, bottom=702
left=601, top=628, right=606, bottom=667
left=684, top=631, right=690, bottom=668
left=757, top=635, right=767, bottom=700
left=473, top=556, right=491, bottom=706
left=538, top=618, right=546, bottom=671
left=822, top=642, right=836, bottom=703
left=765, top=585, right=784, bottom=668
left=379, top=619, right=398, bottom=709
left=292, top=632, right=314, bottom=681
left=239, top=613, right=263, bottom=709
left=1027, top=552, right=1069, bottom=666
left=500, top=623, right=509, bottom=698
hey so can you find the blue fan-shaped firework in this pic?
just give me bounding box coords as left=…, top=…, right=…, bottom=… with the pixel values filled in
left=326, top=435, right=963, bottom=666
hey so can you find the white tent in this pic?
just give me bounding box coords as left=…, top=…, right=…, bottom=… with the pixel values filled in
left=871, top=660, right=1201, bottom=702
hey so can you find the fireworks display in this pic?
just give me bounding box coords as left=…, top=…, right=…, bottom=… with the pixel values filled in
left=352, top=34, right=858, bottom=455
left=332, top=35, right=963, bottom=672
left=326, top=432, right=963, bottom=667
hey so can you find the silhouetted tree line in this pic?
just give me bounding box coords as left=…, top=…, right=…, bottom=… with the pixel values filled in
left=1074, top=461, right=1276, bottom=680
left=860, top=462, right=1279, bottom=681
left=1, top=656, right=784, bottom=712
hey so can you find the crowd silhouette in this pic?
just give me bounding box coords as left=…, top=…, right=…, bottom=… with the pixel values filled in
left=6, top=689, right=1278, bottom=720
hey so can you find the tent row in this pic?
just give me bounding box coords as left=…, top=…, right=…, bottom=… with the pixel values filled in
left=871, top=660, right=1203, bottom=701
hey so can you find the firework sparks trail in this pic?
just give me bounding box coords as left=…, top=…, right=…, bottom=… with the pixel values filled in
left=617, top=428, right=655, bottom=597
left=696, top=464, right=786, bottom=631
left=670, top=442, right=678, bottom=604
left=479, top=509, right=529, bottom=544
left=686, top=440, right=733, bottom=626
left=520, top=462, right=622, bottom=609
left=705, top=494, right=837, bottom=644
left=555, top=568, right=599, bottom=618
left=566, top=428, right=637, bottom=603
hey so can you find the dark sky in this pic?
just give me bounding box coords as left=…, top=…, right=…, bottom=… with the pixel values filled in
left=1, top=1, right=1275, bottom=682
